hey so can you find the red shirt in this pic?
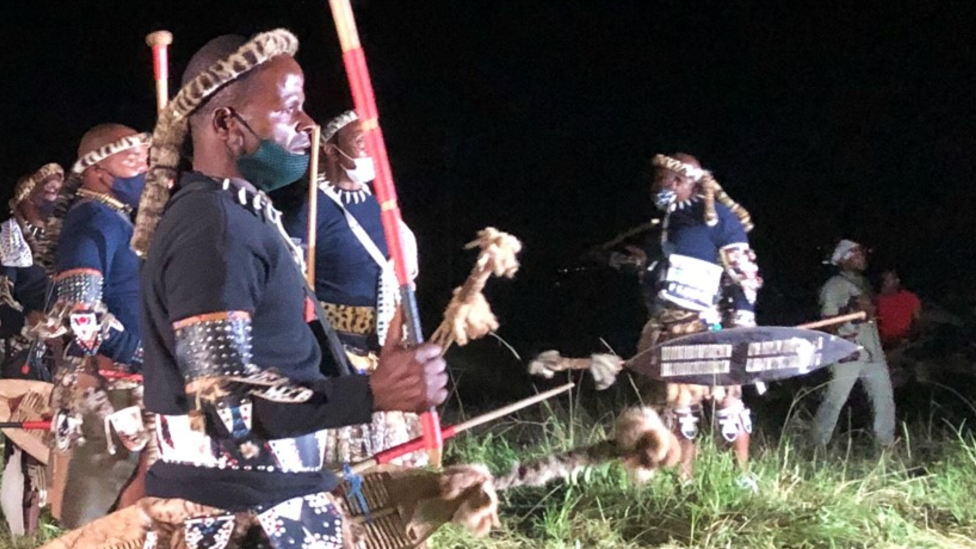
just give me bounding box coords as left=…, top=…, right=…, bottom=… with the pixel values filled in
left=877, top=290, right=920, bottom=343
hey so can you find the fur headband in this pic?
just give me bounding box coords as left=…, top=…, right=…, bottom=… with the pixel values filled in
left=322, top=110, right=357, bottom=144
left=37, top=132, right=150, bottom=272
left=130, top=29, right=300, bottom=257
left=652, top=154, right=754, bottom=233
left=12, top=162, right=64, bottom=207
left=71, top=133, right=151, bottom=175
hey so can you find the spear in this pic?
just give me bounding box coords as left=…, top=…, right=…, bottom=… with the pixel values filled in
left=306, top=125, right=322, bottom=286
left=327, top=0, right=443, bottom=466
left=342, top=382, right=575, bottom=475
left=0, top=421, right=51, bottom=430
left=145, top=30, right=173, bottom=114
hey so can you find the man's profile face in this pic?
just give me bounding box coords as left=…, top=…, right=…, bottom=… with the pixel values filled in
left=652, top=167, right=695, bottom=202
left=335, top=121, right=367, bottom=165
left=234, top=56, right=314, bottom=156
left=98, top=143, right=150, bottom=179
left=80, top=126, right=149, bottom=187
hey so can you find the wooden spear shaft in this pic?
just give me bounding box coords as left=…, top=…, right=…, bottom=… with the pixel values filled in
left=327, top=0, right=443, bottom=466
left=345, top=383, right=575, bottom=475
left=306, top=125, right=322, bottom=287
left=795, top=311, right=866, bottom=330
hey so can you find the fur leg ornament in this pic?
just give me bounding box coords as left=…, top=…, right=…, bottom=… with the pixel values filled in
left=430, top=227, right=522, bottom=351
left=528, top=351, right=624, bottom=390
left=494, top=407, right=681, bottom=490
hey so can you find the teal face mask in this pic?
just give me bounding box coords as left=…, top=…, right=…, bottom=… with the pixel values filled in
left=232, top=112, right=310, bottom=192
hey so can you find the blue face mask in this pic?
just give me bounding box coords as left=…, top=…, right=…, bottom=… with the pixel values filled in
left=654, top=189, right=676, bottom=211
left=232, top=113, right=310, bottom=192
left=112, top=172, right=147, bottom=210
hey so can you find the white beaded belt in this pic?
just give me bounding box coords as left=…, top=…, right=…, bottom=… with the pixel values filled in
left=155, top=414, right=331, bottom=473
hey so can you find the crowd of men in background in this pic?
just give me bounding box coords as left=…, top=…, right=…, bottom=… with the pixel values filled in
left=0, top=28, right=943, bottom=548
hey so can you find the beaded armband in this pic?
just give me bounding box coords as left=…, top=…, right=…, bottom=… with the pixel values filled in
left=56, top=268, right=104, bottom=306
left=173, top=311, right=258, bottom=381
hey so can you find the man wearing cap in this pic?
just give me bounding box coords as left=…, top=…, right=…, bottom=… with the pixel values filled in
left=813, top=239, right=895, bottom=447
left=636, top=152, right=762, bottom=478
left=131, top=30, right=448, bottom=546
left=38, top=124, right=151, bottom=528
left=281, top=110, right=423, bottom=466
left=0, top=163, right=62, bottom=535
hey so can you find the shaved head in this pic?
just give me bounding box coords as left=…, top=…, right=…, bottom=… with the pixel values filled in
left=77, top=123, right=139, bottom=159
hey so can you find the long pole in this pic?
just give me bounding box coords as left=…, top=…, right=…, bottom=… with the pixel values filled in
left=0, top=421, right=50, bottom=430
left=306, top=125, right=322, bottom=286
left=795, top=311, right=866, bottom=330
left=145, top=31, right=173, bottom=113
left=327, top=0, right=443, bottom=466
left=345, top=383, right=575, bottom=474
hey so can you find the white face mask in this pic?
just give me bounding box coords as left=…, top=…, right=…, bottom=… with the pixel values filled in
left=345, top=157, right=376, bottom=184
left=336, top=146, right=376, bottom=184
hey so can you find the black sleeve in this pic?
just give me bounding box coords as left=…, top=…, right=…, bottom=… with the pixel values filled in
left=12, top=265, right=50, bottom=314
left=249, top=376, right=374, bottom=439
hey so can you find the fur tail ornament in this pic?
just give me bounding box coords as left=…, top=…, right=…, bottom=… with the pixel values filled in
left=527, top=351, right=624, bottom=390
left=431, top=227, right=522, bottom=351
left=493, top=407, right=681, bottom=490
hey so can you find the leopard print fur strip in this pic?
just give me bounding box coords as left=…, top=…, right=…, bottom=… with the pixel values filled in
left=651, top=154, right=753, bottom=232
left=492, top=440, right=620, bottom=491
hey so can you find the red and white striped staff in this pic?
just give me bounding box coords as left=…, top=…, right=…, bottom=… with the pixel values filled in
left=326, top=0, right=444, bottom=466
left=145, top=30, right=173, bottom=113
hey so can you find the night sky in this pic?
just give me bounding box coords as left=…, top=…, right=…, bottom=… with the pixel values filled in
left=1, top=0, right=973, bottom=359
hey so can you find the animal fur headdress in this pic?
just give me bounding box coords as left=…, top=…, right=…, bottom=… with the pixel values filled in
left=37, top=133, right=150, bottom=272
left=130, top=29, right=300, bottom=257
left=651, top=154, right=754, bottom=232
left=322, top=110, right=357, bottom=144
left=11, top=163, right=63, bottom=209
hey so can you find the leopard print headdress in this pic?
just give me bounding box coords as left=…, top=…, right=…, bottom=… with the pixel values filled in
left=37, top=133, right=150, bottom=272
left=651, top=154, right=753, bottom=232
left=11, top=163, right=63, bottom=210
left=130, top=29, right=300, bottom=257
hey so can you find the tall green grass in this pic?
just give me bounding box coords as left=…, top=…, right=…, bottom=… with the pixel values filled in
left=431, top=393, right=976, bottom=549
left=3, top=390, right=975, bottom=548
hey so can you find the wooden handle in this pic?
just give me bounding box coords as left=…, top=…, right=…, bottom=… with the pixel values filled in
left=306, top=126, right=321, bottom=286
left=146, top=31, right=173, bottom=113
left=796, top=311, right=866, bottom=330
left=145, top=30, right=173, bottom=47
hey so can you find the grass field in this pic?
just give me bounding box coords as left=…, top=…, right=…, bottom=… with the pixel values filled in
left=3, top=386, right=975, bottom=549
left=427, top=386, right=976, bottom=549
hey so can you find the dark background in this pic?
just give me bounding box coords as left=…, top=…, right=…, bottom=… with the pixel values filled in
left=1, top=0, right=973, bottom=370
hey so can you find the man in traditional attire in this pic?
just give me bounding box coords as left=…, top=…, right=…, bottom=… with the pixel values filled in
left=38, top=124, right=151, bottom=528
left=130, top=30, right=448, bottom=547
left=0, top=163, right=62, bottom=535
left=1, top=164, right=62, bottom=375
left=813, top=240, right=895, bottom=446
left=281, top=110, right=423, bottom=466
left=633, top=153, right=762, bottom=478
